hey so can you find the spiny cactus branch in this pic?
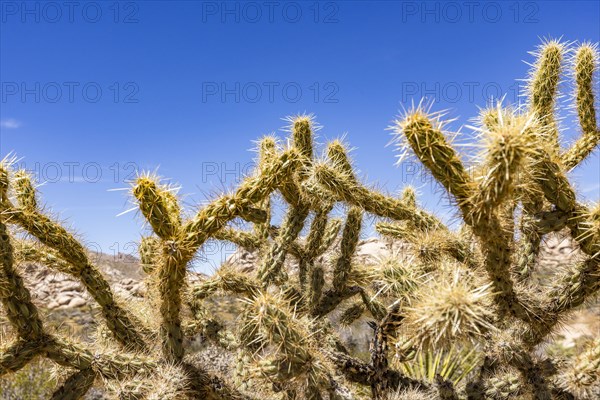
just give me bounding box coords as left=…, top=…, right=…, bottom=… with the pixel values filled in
left=562, top=43, right=599, bottom=169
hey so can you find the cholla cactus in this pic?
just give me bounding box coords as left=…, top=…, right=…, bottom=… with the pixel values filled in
left=1, top=39, right=599, bottom=400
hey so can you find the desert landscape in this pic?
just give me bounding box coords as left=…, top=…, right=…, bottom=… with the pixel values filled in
left=1, top=5, right=599, bottom=399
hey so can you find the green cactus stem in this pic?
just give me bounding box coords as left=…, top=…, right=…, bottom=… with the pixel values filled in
left=0, top=220, right=44, bottom=339
left=562, top=43, right=600, bottom=169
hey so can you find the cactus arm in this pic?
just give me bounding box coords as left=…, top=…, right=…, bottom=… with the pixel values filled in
left=191, top=267, right=259, bottom=301
left=304, top=206, right=333, bottom=262
left=533, top=149, right=599, bottom=258
left=556, top=338, right=600, bottom=397
left=509, top=351, right=554, bottom=400
left=213, top=227, right=263, bottom=252
left=469, top=113, right=537, bottom=222
left=325, top=139, right=446, bottom=231
left=12, top=170, right=38, bottom=211
left=400, top=112, right=473, bottom=208
left=375, top=221, right=413, bottom=240
left=139, top=235, right=160, bottom=273
left=316, top=218, right=343, bottom=255
left=332, top=206, right=362, bottom=292
left=133, top=176, right=181, bottom=240
left=258, top=117, right=321, bottom=286
left=0, top=204, right=90, bottom=268
left=359, top=289, right=387, bottom=320
left=369, top=306, right=400, bottom=398
left=279, top=172, right=306, bottom=208
left=180, top=362, right=254, bottom=400
left=311, top=285, right=362, bottom=318
left=523, top=258, right=600, bottom=347
left=476, top=218, right=533, bottom=320
left=515, top=196, right=545, bottom=280
left=155, top=249, right=187, bottom=361
left=84, top=266, right=150, bottom=347
left=291, top=116, right=316, bottom=184
left=182, top=149, right=298, bottom=252
left=0, top=338, right=45, bottom=376
left=241, top=291, right=327, bottom=394
left=339, top=302, right=366, bottom=326
left=258, top=204, right=310, bottom=285
left=254, top=136, right=278, bottom=241
left=12, top=240, right=150, bottom=348
left=297, top=206, right=332, bottom=287
left=268, top=224, right=305, bottom=260
left=549, top=258, right=599, bottom=312
left=253, top=196, right=271, bottom=243
left=324, top=350, right=430, bottom=393
left=325, top=350, right=372, bottom=385
left=376, top=222, right=476, bottom=267
left=515, top=218, right=543, bottom=280
left=43, top=336, right=156, bottom=380
left=533, top=152, right=578, bottom=212
left=277, top=117, right=316, bottom=208
left=297, top=259, right=309, bottom=291
left=514, top=41, right=565, bottom=281
left=0, top=221, right=44, bottom=339
left=144, top=150, right=297, bottom=361
left=307, top=264, right=325, bottom=308
left=326, top=140, right=359, bottom=183
left=0, top=204, right=147, bottom=350
left=50, top=368, right=95, bottom=400
left=528, top=40, right=564, bottom=155
left=562, top=43, right=600, bottom=169
left=533, top=210, right=569, bottom=234
left=258, top=125, right=319, bottom=284
left=471, top=113, right=543, bottom=281
left=313, top=163, right=442, bottom=230
left=397, top=111, right=533, bottom=321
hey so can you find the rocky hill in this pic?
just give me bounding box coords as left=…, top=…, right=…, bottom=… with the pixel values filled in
left=20, top=252, right=146, bottom=311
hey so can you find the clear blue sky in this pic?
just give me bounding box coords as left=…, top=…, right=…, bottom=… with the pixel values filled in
left=1, top=1, right=599, bottom=273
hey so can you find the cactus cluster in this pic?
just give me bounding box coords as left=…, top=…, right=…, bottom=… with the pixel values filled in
left=1, top=39, right=599, bottom=399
